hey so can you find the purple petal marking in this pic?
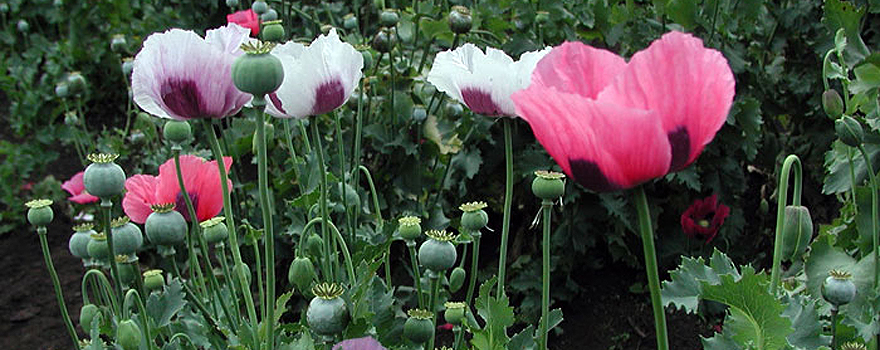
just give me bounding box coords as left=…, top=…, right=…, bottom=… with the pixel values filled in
left=312, top=79, right=345, bottom=115
left=667, top=126, right=690, bottom=172
left=461, top=87, right=503, bottom=116
left=269, top=92, right=287, bottom=115
left=161, top=78, right=206, bottom=119
left=569, top=158, right=621, bottom=193
left=332, top=336, right=387, bottom=350
left=175, top=191, right=199, bottom=222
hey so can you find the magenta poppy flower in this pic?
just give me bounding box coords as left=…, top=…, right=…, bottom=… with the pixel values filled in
left=227, top=9, right=260, bottom=36
left=122, top=155, right=233, bottom=224
left=61, top=171, right=99, bottom=204
left=680, top=194, right=730, bottom=243
left=427, top=44, right=550, bottom=117
left=131, top=24, right=252, bottom=121
left=266, top=29, right=363, bottom=119
left=511, top=31, right=735, bottom=192
left=332, top=336, right=387, bottom=350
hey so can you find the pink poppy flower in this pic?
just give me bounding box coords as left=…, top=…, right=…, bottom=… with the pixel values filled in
left=62, top=171, right=99, bottom=204
left=512, top=31, right=735, bottom=192
left=427, top=44, right=550, bottom=117
left=681, top=194, right=730, bottom=243
left=227, top=9, right=260, bottom=36
left=122, top=155, right=233, bottom=224
left=266, top=29, right=363, bottom=119
left=132, top=24, right=252, bottom=121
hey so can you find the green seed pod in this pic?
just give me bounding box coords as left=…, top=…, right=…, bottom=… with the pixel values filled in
left=398, top=216, right=422, bottom=242
left=531, top=170, right=565, bottom=201
left=55, top=82, right=69, bottom=98
left=307, top=283, right=349, bottom=336
left=373, top=0, right=385, bottom=9
left=251, top=0, right=268, bottom=14
left=79, top=304, right=100, bottom=332
left=379, top=9, right=399, bottom=27
left=0, top=3, right=9, bottom=13
left=87, top=233, right=111, bottom=261
left=261, top=20, right=285, bottom=42
left=419, top=230, right=458, bottom=272
left=232, top=42, right=285, bottom=97
left=16, top=19, right=28, bottom=33
left=459, top=201, right=489, bottom=233
left=448, top=267, right=466, bottom=293
left=288, top=257, right=317, bottom=293
left=261, top=8, right=278, bottom=21
left=64, top=111, right=78, bottom=126
left=110, top=34, right=127, bottom=53
left=235, top=262, right=252, bottom=287
left=26, top=199, right=54, bottom=227
left=841, top=342, right=868, bottom=350
left=201, top=217, right=228, bottom=245
left=343, top=14, right=358, bottom=30
left=371, top=27, right=395, bottom=53
left=69, top=223, right=95, bottom=260
left=145, top=204, right=187, bottom=246
left=444, top=302, right=466, bottom=325
left=226, top=0, right=239, bottom=7
left=111, top=217, right=143, bottom=255
left=307, top=234, right=323, bottom=257
left=66, top=71, right=87, bottom=94
left=823, top=270, right=857, bottom=307
left=143, top=269, right=165, bottom=291
left=823, top=89, right=844, bottom=119
left=116, top=319, right=142, bottom=350
left=448, top=6, right=472, bottom=34
left=781, top=205, right=812, bottom=261
left=361, top=50, right=373, bottom=71
left=163, top=120, right=192, bottom=145
left=836, top=115, right=864, bottom=147
left=83, top=154, right=126, bottom=199
left=445, top=101, right=464, bottom=118
left=404, top=309, right=435, bottom=343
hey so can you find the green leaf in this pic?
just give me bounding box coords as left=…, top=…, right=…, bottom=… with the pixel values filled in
left=146, top=278, right=187, bottom=328
left=700, top=266, right=793, bottom=350
left=274, top=291, right=293, bottom=325
left=823, top=0, right=870, bottom=62
left=508, top=325, right=536, bottom=350
left=854, top=186, right=876, bottom=253
left=850, top=63, right=880, bottom=95
left=781, top=294, right=831, bottom=350
left=702, top=325, right=743, bottom=350
left=423, top=114, right=462, bottom=155
left=666, top=0, right=697, bottom=30
left=823, top=140, right=880, bottom=194
left=730, top=97, right=763, bottom=161
left=661, top=249, right=739, bottom=313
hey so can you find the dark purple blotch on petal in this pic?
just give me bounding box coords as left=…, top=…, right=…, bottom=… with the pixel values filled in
left=461, top=88, right=503, bottom=116
left=667, top=126, right=691, bottom=172
left=312, top=79, right=345, bottom=115
left=161, top=78, right=207, bottom=119
left=269, top=92, right=287, bottom=115
left=175, top=191, right=199, bottom=222
left=569, top=159, right=621, bottom=192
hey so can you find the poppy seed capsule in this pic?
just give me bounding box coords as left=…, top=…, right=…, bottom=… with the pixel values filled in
left=55, top=82, right=69, bottom=98
left=823, top=89, right=844, bottom=119
left=83, top=154, right=126, bottom=198
left=117, top=259, right=138, bottom=286
left=419, top=230, right=458, bottom=272
left=16, top=19, right=28, bottom=33
left=379, top=9, right=399, bottom=27
left=403, top=309, right=434, bottom=343
left=79, top=304, right=100, bottom=331
left=251, top=0, right=268, bottom=14
left=111, top=216, right=143, bottom=255
left=836, top=116, right=864, bottom=147
left=69, top=224, right=95, bottom=259
left=226, top=0, right=239, bottom=6
left=448, top=6, right=472, bottom=34
left=823, top=270, right=857, bottom=307
left=145, top=204, right=187, bottom=246
left=532, top=171, right=565, bottom=201
left=232, top=42, right=285, bottom=97
left=26, top=199, right=54, bottom=227
left=110, top=34, right=127, bottom=53
left=163, top=120, right=191, bottom=144
left=121, top=58, right=134, bottom=76
left=398, top=216, right=422, bottom=242
left=260, top=8, right=278, bottom=21
left=87, top=233, right=111, bottom=261
left=66, top=71, right=87, bottom=93
left=116, top=319, right=142, bottom=350
left=343, top=14, right=358, bottom=30
left=448, top=267, right=466, bottom=293
left=371, top=27, right=395, bottom=53
left=444, top=302, right=466, bottom=325
left=460, top=201, right=489, bottom=232
left=201, top=217, right=228, bottom=245
left=307, top=283, right=349, bottom=336
left=143, top=269, right=165, bottom=291
left=261, top=20, right=285, bottom=42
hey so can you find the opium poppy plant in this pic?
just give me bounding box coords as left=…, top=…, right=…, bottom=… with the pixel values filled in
left=681, top=194, right=730, bottom=243
left=122, top=155, right=232, bottom=224
left=512, top=31, right=735, bottom=192
left=61, top=171, right=99, bottom=204
left=131, top=24, right=252, bottom=121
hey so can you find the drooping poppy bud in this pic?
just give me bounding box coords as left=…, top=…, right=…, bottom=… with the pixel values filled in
left=79, top=304, right=100, bottom=331
left=117, top=319, right=142, bottom=350
left=835, top=115, right=864, bottom=147
left=403, top=309, right=434, bottom=344
left=288, top=256, right=317, bottom=293
left=781, top=205, right=812, bottom=261
left=448, top=267, right=466, bottom=293
left=83, top=153, right=126, bottom=199
left=822, top=89, right=844, bottom=119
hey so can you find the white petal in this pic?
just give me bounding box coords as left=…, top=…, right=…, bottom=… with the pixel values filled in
left=205, top=23, right=251, bottom=55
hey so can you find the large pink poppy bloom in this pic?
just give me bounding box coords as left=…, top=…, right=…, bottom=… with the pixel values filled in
left=227, top=9, right=260, bottom=37
left=512, top=31, right=735, bottom=192
left=266, top=29, right=363, bottom=119
left=132, top=24, right=252, bottom=121
left=122, top=155, right=233, bottom=224
left=61, top=171, right=99, bottom=204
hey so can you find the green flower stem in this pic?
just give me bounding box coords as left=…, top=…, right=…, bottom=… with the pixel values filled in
left=82, top=269, right=118, bottom=311
left=496, top=118, right=514, bottom=298
left=216, top=244, right=241, bottom=321
left=358, top=165, right=384, bottom=225
left=283, top=119, right=306, bottom=195
left=169, top=333, right=197, bottom=350
left=407, top=242, right=425, bottom=308
left=831, top=307, right=839, bottom=350
left=203, top=119, right=260, bottom=347
left=540, top=200, right=553, bottom=350
left=299, top=120, right=312, bottom=154
left=770, top=154, right=803, bottom=293
left=179, top=281, right=229, bottom=339
left=465, top=234, right=481, bottom=307
left=254, top=97, right=277, bottom=350
left=385, top=244, right=393, bottom=287
left=857, top=145, right=880, bottom=289
left=172, top=147, right=210, bottom=299
left=37, top=227, right=81, bottom=350
left=350, top=79, right=365, bottom=206
left=299, top=217, right=356, bottom=285
left=333, top=111, right=354, bottom=241
left=123, top=290, right=156, bottom=350
left=848, top=148, right=858, bottom=203
left=633, top=186, right=668, bottom=350
left=426, top=272, right=441, bottom=350
left=101, top=199, right=124, bottom=315
left=251, top=237, right=266, bottom=320
left=311, top=118, right=337, bottom=281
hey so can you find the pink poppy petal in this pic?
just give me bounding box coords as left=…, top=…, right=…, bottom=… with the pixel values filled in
left=530, top=41, right=626, bottom=99
left=599, top=31, right=735, bottom=171
left=513, top=87, right=671, bottom=192
left=225, top=11, right=260, bottom=37
left=156, top=155, right=207, bottom=221
left=69, top=192, right=99, bottom=205
left=195, top=157, right=233, bottom=222
left=61, top=171, right=86, bottom=196
left=123, top=175, right=159, bottom=224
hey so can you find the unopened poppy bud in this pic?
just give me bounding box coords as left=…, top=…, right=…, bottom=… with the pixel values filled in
left=822, top=89, right=844, bottom=119
left=261, top=8, right=278, bottom=21
left=226, top=0, right=239, bottom=6
left=87, top=233, right=110, bottom=260
left=288, top=256, right=317, bottom=293
left=307, top=283, right=349, bottom=336
left=261, top=20, right=285, bottom=42
left=532, top=170, right=565, bottom=201
left=459, top=201, right=489, bottom=233
left=251, top=0, right=268, bottom=14
left=412, top=105, right=427, bottom=122
left=444, top=302, right=466, bottom=325
left=116, top=319, right=142, bottom=350
left=372, top=27, right=395, bottom=53
left=448, top=6, right=472, bottom=34
left=110, top=34, right=127, bottom=53
left=836, top=116, right=864, bottom=147
left=201, top=217, right=228, bottom=245
left=79, top=304, right=100, bottom=331
left=83, top=153, right=126, bottom=198
left=822, top=269, right=856, bottom=308
left=70, top=223, right=95, bottom=260
left=343, top=14, right=358, bottom=30
left=55, top=82, right=69, bottom=98
left=404, top=309, right=434, bottom=343
left=26, top=199, right=54, bottom=227
left=448, top=267, right=466, bottom=292
left=233, top=41, right=285, bottom=97
left=306, top=233, right=323, bottom=257
left=64, top=111, right=78, bottom=125
left=143, top=269, right=165, bottom=291
left=17, top=19, right=28, bottom=33
left=535, top=11, right=550, bottom=25
left=145, top=203, right=187, bottom=246
left=379, top=9, right=399, bottom=27
left=235, top=262, right=252, bottom=286
left=419, top=230, right=458, bottom=272
left=398, top=216, right=422, bottom=242
left=66, top=71, right=87, bottom=93
left=781, top=205, right=812, bottom=260
left=121, top=58, right=133, bottom=76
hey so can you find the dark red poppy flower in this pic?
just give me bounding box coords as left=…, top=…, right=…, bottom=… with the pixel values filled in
left=227, top=9, right=260, bottom=36
left=681, top=194, right=730, bottom=243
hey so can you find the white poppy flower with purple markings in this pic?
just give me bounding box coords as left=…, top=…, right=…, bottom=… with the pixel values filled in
left=427, top=43, right=550, bottom=117
left=266, top=28, right=364, bottom=119
left=132, top=24, right=252, bottom=120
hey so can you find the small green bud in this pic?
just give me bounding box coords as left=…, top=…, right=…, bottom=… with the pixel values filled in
left=379, top=9, right=399, bottom=27
left=448, top=267, right=466, bottom=293
left=16, top=19, right=29, bottom=33
left=288, top=257, right=317, bottom=293
left=110, top=34, right=127, bottom=53
left=371, top=27, right=395, bottom=53
left=823, top=89, right=844, bottom=119
left=261, top=20, right=285, bottom=42
left=116, top=319, right=142, bottom=350
left=64, top=111, right=78, bottom=125
left=26, top=199, right=54, bottom=227
left=836, top=115, right=864, bottom=147
left=781, top=205, right=812, bottom=261
left=531, top=170, right=565, bottom=201
left=163, top=120, right=191, bottom=144
left=412, top=105, right=427, bottom=122
left=251, top=0, right=268, bottom=14
left=343, top=14, right=358, bottom=30
left=66, top=72, right=87, bottom=94
left=448, top=6, right=472, bottom=34
left=79, top=304, right=100, bottom=331
left=306, top=234, right=323, bottom=257
left=143, top=269, right=165, bottom=291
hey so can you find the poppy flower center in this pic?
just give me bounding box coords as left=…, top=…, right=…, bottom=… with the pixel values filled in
left=161, top=78, right=205, bottom=119
left=461, top=88, right=502, bottom=116
left=312, top=79, right=345, bottom=115
left=698, top=219, right=711, bottom=228
left=668, top=126, right=691, bottom=171
left=175, top=191, right=200, bottom=222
